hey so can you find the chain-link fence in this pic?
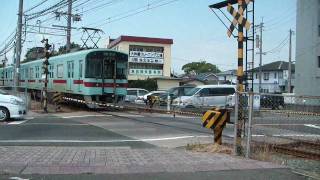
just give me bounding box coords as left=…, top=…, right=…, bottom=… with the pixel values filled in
left=235, top=92, right=320, bottom=176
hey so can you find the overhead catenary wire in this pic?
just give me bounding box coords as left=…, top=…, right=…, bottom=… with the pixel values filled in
left=49, top=0, right=181, bottom=46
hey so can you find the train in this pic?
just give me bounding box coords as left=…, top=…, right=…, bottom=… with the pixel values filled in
left=0, top=48, right=129, bottom=107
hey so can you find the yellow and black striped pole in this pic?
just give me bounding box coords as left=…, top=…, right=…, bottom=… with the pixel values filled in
left=235, top=0, right=245, bottom=155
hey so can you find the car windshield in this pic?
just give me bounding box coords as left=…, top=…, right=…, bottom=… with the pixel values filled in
left=0, top=89, right=8, bottom=95
left=184, top=88, right=200, bottom=96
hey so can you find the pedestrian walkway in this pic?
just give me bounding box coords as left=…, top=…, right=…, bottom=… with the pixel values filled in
left=0, top=146, right=284, bottom=175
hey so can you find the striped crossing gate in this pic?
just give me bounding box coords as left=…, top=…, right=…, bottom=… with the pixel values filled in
left=52, top=92, right=64, bottom=112
left=202, top=108, right=230, bottom=145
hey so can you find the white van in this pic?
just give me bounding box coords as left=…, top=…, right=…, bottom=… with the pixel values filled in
left=125, top=88, right=149, bottom=102
left=172, top=85, right=236, bottom=108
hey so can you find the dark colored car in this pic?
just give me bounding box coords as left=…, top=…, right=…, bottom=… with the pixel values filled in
left=159, top=85, right=196, bottom=105
left=260, top=94, right=284, bottom=110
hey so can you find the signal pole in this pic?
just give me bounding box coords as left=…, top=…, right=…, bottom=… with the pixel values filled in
left=66, top=0, right=72, bottom=52
left=15, top=0, right=23, bottom=91
left=42, top=39, right=51, bottom=113
left=288, top=29, right=293, bottom=93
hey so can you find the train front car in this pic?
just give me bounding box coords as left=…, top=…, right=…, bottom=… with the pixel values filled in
left=83, top=50, right=128, bottom=107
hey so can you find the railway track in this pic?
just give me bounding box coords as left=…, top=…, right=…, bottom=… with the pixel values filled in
left=273, top=141, right=320, bottom=160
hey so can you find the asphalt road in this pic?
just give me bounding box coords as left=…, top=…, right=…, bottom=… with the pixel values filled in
left=0, top=110, right=317, bottom=179
left=0, top=110, right=319, bottom=147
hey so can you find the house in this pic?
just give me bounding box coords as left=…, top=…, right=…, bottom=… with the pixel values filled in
left=248, top=61, right=295, bottom=93
left=179, top=72, right=219, bottom=85
left=216, top=70, right=237, bottom=84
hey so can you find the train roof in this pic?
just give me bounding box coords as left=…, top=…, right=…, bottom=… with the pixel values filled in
left=2, top=48, right=128, bottom=68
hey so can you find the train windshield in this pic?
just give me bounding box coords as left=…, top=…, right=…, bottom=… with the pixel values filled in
left=85, top=51, right=128, bottom=79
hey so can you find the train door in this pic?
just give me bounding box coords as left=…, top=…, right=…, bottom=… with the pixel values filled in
left=78, top=60, right=83, bottom=92
left=67, top=61, right=74, bottom=91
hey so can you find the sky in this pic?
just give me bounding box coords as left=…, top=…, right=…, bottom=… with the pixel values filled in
left=0, top=0, right=296, bottom=74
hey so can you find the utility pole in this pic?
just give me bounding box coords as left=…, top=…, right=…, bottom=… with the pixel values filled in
left=257, top=19, right=264, bottom=93
left=15, top=0, right=23, bottom=91
left=41, top=39, right=51, bottom=113
left=66, top=0, right=72, bottom=52
left=288, top=29, right=293, bottom=93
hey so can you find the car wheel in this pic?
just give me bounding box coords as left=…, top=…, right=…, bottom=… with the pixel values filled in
left=0, top=107, right=10, bottom=121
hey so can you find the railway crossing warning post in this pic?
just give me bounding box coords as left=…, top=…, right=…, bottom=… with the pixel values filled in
left=209, top=0, right=252, bottom=155
left=41, top=39, right=51, bottom=113
left=202, top=108, right=230, bottom=145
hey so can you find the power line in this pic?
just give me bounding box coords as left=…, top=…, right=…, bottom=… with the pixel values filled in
left=24, top=0, right=50, bottom=14
left=50, top=0, right=180, bottom=46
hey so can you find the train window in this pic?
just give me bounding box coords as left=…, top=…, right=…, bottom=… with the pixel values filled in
left=57, top=64, right=63, bottom=78
left=85, top=58, right=102, bottom=78
left=30, top=68, right=34, bottom=79
left=71, top=62, right=74, bottom=78
left=103, top=60, right=114, bottom=79
left=79, top=60, right=83, bottom=78
left=35, top=66, right=39, bottom=78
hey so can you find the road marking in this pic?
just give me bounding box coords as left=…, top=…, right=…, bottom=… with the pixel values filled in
left=61, top=115, right=112, bottom=119
left=117, top=114, right=145, bottom=118
left=304, top=124, right=320, bottom=129
left=252, top=134, right=320, bottom=137
left=0, top=135, right=213, bottom=143
left=24, top=117, right=34, bottom=120
left=254, top=123, right=320, bottom=126
left=19, top=123, right=89, bottom=126
left=7, top=120, right=28, bottom=125
left=9, top=177, right=30, bottom=180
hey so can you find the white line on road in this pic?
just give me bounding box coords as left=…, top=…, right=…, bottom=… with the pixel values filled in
left=117, top=114, right=145, bottom=118
left=19, top=123, right=90, bottom=126
left=61, top=115, right=112, bottom=119
left=252, top=134, right=320, bottom=137
left=7, top=120, right=28, bottom=125
left=0, top=135, right=213, bottom=143
left=304, top=124, right=320, bottom=130
left=254, top=124, right=320, bottom=126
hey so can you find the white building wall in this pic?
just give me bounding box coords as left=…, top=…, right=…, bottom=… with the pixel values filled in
left=108, top=41, right=172, bottom=80
left=295, top=0, right=320, bottom=96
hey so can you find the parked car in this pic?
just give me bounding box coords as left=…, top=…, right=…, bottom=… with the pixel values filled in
left=139, top=91, right=166, bottom=104
left=159, top=85, right=196, bottom=105
left=125, top=88, right=149, bottom=102
left=172, top=85, right=236, bottom=108
left=0, top=89, right=26, bottom=121
left=260, top=94, right=284, bottom=109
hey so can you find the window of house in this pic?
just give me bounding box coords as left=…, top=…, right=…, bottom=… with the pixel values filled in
left=263, top=72, right=269, bottom=80
left=279, top=72, right=283, bottom=79
left=57, top=64, right=64, bottom=78
left=274, top=72, right=277, bottom=79
left=255, top=73, right=258, bottom=79
left=318, top=56, right=320, bottom=68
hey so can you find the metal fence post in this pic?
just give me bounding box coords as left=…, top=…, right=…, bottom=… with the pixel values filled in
left=167, top=93, right=170, bottom=112
left=233, top=91, right=239, bottom=155
left=246, top=92, right=254, bottom=158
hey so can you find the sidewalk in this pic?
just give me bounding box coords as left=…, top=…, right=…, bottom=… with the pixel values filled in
left=0, top=146, right=284, bottom=175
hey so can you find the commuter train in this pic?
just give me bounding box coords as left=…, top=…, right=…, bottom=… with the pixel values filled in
left=0, top=48, right=128, bottom=105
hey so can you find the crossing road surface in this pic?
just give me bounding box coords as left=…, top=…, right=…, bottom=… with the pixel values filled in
left=0, top=110, right=312, bottom=179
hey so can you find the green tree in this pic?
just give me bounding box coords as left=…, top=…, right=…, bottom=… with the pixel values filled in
left=23, top=47, right=45, bottom=63
left=58, top=42, right=81, bottom=54
left=182, top=61, right=221, bottom=74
